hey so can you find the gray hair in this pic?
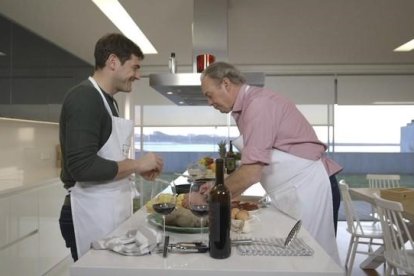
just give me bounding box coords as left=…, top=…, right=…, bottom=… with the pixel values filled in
left=201, top=62, right=246, bottom=85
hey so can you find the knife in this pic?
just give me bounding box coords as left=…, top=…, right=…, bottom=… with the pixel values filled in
left=163, top=235, right=170, bottom=258
left=168, top=242, right=209, bottom=253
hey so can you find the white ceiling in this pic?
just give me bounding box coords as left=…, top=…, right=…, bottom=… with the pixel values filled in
left=1, top=0, right=414, bottom=75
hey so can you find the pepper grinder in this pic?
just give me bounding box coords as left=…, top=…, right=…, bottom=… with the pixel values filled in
left=169, top=52, right=177, bottom=73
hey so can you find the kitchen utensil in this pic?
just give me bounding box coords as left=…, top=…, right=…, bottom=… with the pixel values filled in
left=232, top=219, right=302, bottom=248
left=284, top=220, right=302, bottom=247
left=156, top=241, right=209, bottom=254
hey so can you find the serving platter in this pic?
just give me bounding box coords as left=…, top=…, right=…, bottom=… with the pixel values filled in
left=147, top=213, right=208, bottom=233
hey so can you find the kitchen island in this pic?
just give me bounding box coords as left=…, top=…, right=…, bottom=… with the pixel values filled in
left=71, top=200, right=343, bottom=276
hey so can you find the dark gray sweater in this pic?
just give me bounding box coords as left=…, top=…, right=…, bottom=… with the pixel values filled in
left=59, top=79, right=120, bottom=190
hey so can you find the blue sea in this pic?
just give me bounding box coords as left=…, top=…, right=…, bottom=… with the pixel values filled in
left=136, top=142, right=400, bottom=153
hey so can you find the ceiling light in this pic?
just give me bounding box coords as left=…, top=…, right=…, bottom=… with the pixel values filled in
left=0, top=51, right=6, bottom=56
left=91, top=0, right=157, bottom=54
left=394, top=39, right=414, bottom=52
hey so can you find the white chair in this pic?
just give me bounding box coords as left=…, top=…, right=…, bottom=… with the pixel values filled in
left=374, top=194, right=414, bottom=276
left=366, top=174, right=400, bottom=189
left=366, top=174, right=400, bottom=225
left=339, top=180, right=384, bottom=276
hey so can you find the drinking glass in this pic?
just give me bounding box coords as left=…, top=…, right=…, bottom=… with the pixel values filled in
left=151, top=180, right=177, bottom=242
left=188, top=180, right=213, bottom=242
left=187, top=162, right=206, bottom=181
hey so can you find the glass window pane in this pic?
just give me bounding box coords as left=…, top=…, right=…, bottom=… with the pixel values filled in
left=334, top=105, right=414, bottom=152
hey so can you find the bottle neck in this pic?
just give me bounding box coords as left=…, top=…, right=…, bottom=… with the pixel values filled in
left=215, top=158, right=225, bottom=185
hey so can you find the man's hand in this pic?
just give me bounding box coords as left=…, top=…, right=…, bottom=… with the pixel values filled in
left=136, top=153, right=163, bottom=180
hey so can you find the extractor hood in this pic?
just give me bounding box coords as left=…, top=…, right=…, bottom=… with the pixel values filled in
left=149, top=0, right=265, bottom=106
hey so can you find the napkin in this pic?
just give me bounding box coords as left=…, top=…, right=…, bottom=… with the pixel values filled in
left=92, top=226, right=160, bottom=256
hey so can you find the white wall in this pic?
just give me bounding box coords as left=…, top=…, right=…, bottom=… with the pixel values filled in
left=0, top=118, right=60, bottom=192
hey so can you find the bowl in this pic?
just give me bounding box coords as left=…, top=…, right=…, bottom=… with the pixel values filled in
left=174, top=184, right=191, bottom=194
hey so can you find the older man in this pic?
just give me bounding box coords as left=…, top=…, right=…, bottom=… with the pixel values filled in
left=201, top=62, right=341, bottom=263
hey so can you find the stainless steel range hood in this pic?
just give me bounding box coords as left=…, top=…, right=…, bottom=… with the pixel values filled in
left=149, top=0, right=265, bottom=106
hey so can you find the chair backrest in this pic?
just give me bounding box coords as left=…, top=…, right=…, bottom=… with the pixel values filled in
left=339, top=180, right=365, bottom=235
left=366, top=174, right=400, bottom=189
left=374, top=194, right=414, bottom=273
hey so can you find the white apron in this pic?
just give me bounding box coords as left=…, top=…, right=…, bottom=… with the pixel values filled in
left=70, top=77, right=134, bottom=258
left=233, top=135, right=340, bottom=264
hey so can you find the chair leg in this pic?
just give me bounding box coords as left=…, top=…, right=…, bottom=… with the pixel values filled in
left=368, top=237, right=373, bottom=252
left=385, top=262, right=392, bottom=276
left=392, top=267, right=398, bottom=276
left=348, top=236, right=359, bottom=276
left=344, top=236, right=354, bottom=269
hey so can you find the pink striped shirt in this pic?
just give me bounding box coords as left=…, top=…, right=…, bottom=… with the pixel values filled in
left=232, top=85, right=342, bottom=176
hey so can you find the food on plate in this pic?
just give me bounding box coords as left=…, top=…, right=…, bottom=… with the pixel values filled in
left=235, top=209, right=250, bottom=221
left=231, top=207, right=250, bottom=221
left=232, top=200, right=259, bottom=211
left=231, top=207, right=240, bottom=219
left=146, top=193, right=185, bottom=213
left=198, top=156, right=214, bottom=168
left=165, top=207, right=208, bottom=227
left=146, top=193, right=207, bottom=227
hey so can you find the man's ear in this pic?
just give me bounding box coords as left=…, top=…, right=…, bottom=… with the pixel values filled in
left=106, top=54, right=119, bottom=71
left=222, top=77, right=232, bottom=92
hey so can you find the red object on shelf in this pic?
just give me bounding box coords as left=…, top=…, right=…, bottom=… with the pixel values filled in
left=197, top=54, right=215, bottom=73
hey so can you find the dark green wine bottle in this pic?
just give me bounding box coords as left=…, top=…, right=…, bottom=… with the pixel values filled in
left=208, top=158, right=231, bottom=259
left=225, top=140, right=236, bottom=174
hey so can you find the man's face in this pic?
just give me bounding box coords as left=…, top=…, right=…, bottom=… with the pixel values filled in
left=113, top=54, right=141, bottom=92
left=201, top=76, right=233, bottom=113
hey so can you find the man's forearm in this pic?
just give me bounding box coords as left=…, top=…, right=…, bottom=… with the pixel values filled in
left=225, top=163, right=263, bottom=198
left=115, top=159, right=138, bottom=180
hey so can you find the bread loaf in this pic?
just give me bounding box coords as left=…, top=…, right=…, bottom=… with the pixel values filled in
left=235, top=209, right=250, bottom=221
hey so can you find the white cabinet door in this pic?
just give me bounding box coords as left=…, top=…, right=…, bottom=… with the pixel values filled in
left=9, top=189, right=39, bottom=243
left=38, top=182, right=70, bottom=274
left=0, top=231, right=40, bottom=276
left=0, top=197, right=9, bottom=248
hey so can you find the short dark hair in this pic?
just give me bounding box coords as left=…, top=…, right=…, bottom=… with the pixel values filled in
left=94, top=33, right=144, bottom=70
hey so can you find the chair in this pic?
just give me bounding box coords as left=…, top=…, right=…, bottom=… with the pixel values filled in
left=374, top=194, right=414, bottom=276
left=366, top=174, right=400, bottom=224
left=339, top=180, right=384, bottom=276
left=366, top=174, right=400, bottom=189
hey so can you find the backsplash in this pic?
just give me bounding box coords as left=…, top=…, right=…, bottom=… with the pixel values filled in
left=0, top=118, right=60, bottom=192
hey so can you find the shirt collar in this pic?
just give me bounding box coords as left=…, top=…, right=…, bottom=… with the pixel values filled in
left=232, top=84, right=250, bottom=113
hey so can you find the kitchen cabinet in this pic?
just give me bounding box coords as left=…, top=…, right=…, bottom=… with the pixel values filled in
left=0, top=179, right=70, bottom=275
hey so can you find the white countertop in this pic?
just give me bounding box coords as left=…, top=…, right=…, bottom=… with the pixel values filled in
left=71, top=203, right=343, bottom=276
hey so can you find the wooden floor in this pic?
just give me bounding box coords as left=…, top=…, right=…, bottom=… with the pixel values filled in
left=337, top=221, right=386, bottom=276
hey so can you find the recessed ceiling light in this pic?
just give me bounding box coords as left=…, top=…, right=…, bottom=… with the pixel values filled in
left=166, top=91, right=173, bottom=95
left=394, top=39, right=414, bottom=52
left=92, top=0, right=157, bottom=54
left=0, top=51, right=6, bottom=56
left=178, top=101, right=185, bottom=105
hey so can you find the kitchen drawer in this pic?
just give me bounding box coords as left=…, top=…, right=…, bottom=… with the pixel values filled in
left=0, top=230, right=39, bottom=276
left=0, top=189, right=39, bottom=248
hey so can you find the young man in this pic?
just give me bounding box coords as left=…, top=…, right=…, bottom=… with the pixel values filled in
left=59, top=33, right=163, bottom=261
left=201, top=62, right=342, bottom=264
